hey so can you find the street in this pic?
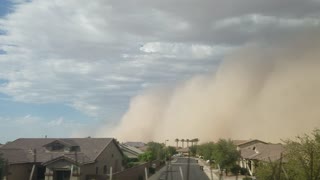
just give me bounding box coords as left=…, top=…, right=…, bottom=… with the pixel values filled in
left=157, top=157, right=210, bottom=180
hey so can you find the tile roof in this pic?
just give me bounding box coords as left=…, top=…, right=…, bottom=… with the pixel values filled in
left=240, top=143, right=285, bottom=162
left=0, top=148, right=30, bottom=164
left=119, top=144, right=143, bottom=156
left=0, top=138, right=114, bottom=165
left=233, top=139, right=267, bottom=147
left=233, top=140, right=251, bottom=146
left=120, top=144, right=144, bottom=158
left=123, top=142, right=146, bottom=148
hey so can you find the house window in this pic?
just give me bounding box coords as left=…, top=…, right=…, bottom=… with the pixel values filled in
left=70, top=146, right=80, bottom=152
left=96, top=167, right=99, bottom=175
left=51, top=143, right=64, bottom=151
left=103, top=165, right=107, bottom=174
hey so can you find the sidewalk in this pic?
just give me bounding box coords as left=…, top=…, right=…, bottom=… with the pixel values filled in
left=196, top=158, right=219, bottom=180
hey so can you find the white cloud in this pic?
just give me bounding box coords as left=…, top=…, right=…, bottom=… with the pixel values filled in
left=214, top=14, right=320, bottom=31
left=0, top=0, right=320, bottom=123
left=15, top=114, right=40, bottom=125
left=0, top=115, right=88, bottom=142
left=140, top=42, right=232, bottom=59
left=48, top=117, right=64, bottom=126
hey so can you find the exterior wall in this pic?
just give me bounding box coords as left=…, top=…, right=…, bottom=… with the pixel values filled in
left=80, top=163, right=95, bottom=180
left=5, top=163, right=33, bottom=180
left=95, top=140, right=123, bottom=175
left=80, top=141, right=123, bottom=180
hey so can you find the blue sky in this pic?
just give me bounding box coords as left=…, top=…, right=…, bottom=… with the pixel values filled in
left=1, top=0, right=320, bottom=143
left=0, top=0, right=12, bottom=17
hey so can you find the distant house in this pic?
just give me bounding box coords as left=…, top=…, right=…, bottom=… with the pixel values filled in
left=0, top=138, right=123, bottom=180
left=233, top=139, right=268, bottom=150
left=137, top=145, right=148, bottom=152
left=119, top=143, right=144, bottom=160
left=234, top=139, right=285, bottom=176
left=123, top=142, right=146, bottom=149
left=176, top=147, right=189, bottom=156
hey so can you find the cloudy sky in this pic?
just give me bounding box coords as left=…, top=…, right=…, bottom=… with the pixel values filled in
left=1, top=0, right=320, bottom=143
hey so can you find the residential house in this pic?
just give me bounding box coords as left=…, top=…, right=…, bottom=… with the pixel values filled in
left=234, top=139, right=285, bottom=176
left=176, top=147, right=190, bottom=156
left=123, top=142, right=145, bottom=149
left=233, top=139, right=268, bottom=150
left=119, top=144, right=144, bottom=161
left=137, top=146, right=148, bottom=152
left=0, top=138, right=123, bottom=180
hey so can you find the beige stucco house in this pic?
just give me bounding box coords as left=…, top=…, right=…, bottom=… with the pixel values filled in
left=0, top=138, right=123, bottom=180
left=234, top=139, right=284, bottom=176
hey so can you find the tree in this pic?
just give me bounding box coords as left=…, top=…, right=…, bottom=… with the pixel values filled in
left=138, top=151, right=154, bottom=162
left=189, top=145, right=197, bottom=156
left=194, top=138, right=199, bottom=146
left=255, top=129, right=320, bottom=180
left=197, top=142, right=215, bottom=161
left=283, top=129, right=320, bottom=180
left=255, top=159, right=290, bottom=180
left=175, top=138, right=179, bottom=148
left=181, top=139, right=185, bottom=148
left=138, top=142, right=167, bottom=162
left=186, top=139, right=190, bottom=147
left=166, top=146, right=177, bottom=157
left=212, top=139, right=240, bottom=175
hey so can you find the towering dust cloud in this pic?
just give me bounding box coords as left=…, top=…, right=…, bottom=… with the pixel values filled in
left=107, top=31, right=320, bottom=143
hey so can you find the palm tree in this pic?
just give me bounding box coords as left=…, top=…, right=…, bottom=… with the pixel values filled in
left=194, top=138, right=199, bottom=146
left=190, top=139, right=195, bottom=146
left=186, top=139, right=190, bottom=147
left=181, top=139, right=185, bottom=148
left=175, top=138, right=179, bottom=148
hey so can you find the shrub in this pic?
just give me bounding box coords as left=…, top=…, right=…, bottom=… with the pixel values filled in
left=240, top=167, right=249, bottom=175
left=230, top=165, right=241, bottom=175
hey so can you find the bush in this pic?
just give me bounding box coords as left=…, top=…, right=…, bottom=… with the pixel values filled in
left=240, top=167, right=249, bottom=175
left=126, top=162, right=141, bottom=168
left=230, top=165, right=241, bottom=175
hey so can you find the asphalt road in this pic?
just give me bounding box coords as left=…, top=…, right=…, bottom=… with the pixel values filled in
left=158, top=157, right=210, bottom=180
